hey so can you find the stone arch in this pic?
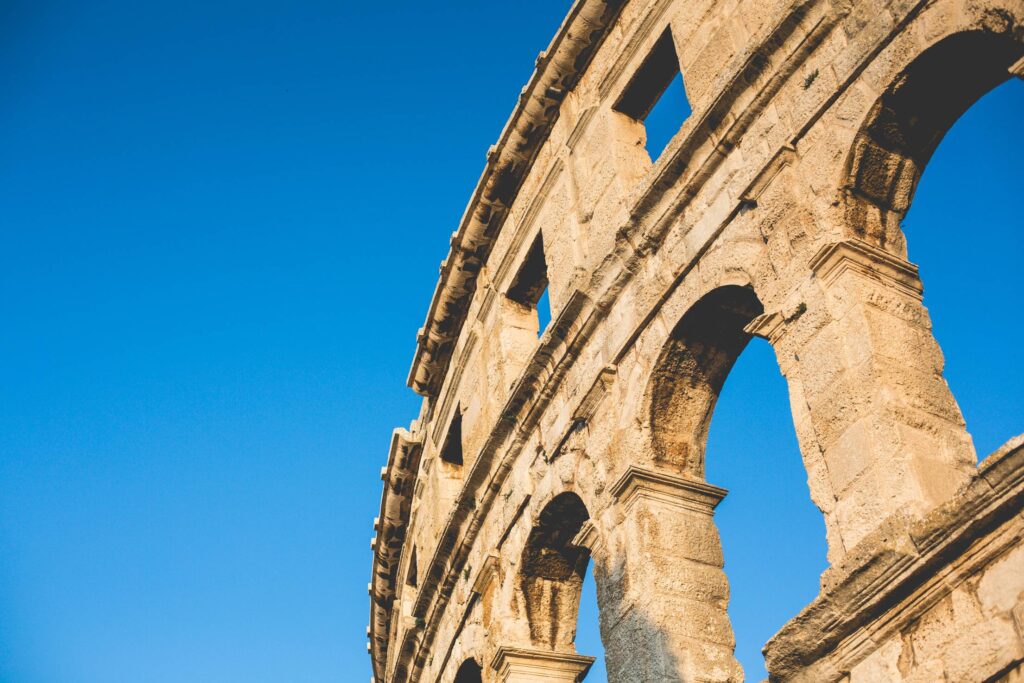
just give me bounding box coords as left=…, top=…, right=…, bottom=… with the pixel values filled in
left=518, top=491, right=591, bottom=651
left=453, top=658, right=483, bottom=683
left=647, top=284, right=765, bottom=478
left=843, top=27, right=1024, bottom=251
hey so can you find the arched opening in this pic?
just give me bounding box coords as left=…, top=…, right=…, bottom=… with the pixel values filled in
left=453, top=658, right=483, bottom=683
left=519, top=492, right=591, bottom=650
left=647, top=285, right=827, bottom=680
left=844, top=30, right=1024, bottom=252
left=897, top=78, right=1024, bottom=459
left=704, top=338, right=828, bottom=681
left=845, top=29, right=1024, bottom=458
left=649, top=285, right=764, bottom=477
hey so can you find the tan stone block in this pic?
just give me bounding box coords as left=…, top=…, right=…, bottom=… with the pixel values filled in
left=977, top=545, right=1024, bottom=616
left=942, top=615, right=1024, bottom=683
left=849, top=636, right=904, bottom=682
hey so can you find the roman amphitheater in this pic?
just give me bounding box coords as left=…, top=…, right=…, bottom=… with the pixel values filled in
left=369, top=0, right=1024, bottom=680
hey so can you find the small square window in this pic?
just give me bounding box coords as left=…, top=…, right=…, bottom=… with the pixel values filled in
left=507, top=234, right=552, bottom=338
left=614, top=29, right=692, bottom=161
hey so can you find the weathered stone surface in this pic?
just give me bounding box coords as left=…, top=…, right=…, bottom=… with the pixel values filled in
left=369, top=0, right=1024, bottom=680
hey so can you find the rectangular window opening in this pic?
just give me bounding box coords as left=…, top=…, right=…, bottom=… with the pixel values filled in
left=507, top=233, right=551, bottom=337
left=439, top=407, right=463, bottom=466
left=614, top=29, right=692, bottom=161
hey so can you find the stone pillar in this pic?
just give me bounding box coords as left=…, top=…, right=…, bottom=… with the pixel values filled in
left=490, top=647, right=594, bottom=682
left=598, top=466, right=742, bottom=683
left=759, top=239, right=975, bottom=561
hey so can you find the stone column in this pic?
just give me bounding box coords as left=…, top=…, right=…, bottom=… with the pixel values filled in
left=755, top=239, right=975, bottom=561
left=597, top=466, right=742, bottom=683
left=490, top=647, right=594, bottom=682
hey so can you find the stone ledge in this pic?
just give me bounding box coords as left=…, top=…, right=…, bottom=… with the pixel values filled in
left=809, top=238, right=923, bottom=299
left=610, top=465, right=728, bottom=514
left=490, top=647, right=595, bottom=682
left=764, top=434, right=1024, bottom=679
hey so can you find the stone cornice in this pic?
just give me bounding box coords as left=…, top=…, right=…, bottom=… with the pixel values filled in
left=369, top=427, right=424, bottom=682
left=406, top=0, right=628, bottom=398
left=810, top=238, right=923, bottom=299
left=611, top=466, right=727, bottom=514
left=490, top=647, right=595, bottom=681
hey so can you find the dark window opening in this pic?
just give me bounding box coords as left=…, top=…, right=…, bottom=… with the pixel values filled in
left=507, top=233, right=552, bottom=337
left=439, top=407, right=463, bottom=466
left=614, top=29, right=692, bottom=161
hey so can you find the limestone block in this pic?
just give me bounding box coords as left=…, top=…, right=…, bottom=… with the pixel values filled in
left=977, top=545, right=1024, bottom=615
left=942, top=615, right=1023, bottom=683
left=849, top=636, right=904, bottom=683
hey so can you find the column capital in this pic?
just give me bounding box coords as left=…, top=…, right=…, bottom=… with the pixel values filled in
left=809, top=238, right=922, bottom=299
left=490, top=646, right=595, bottom=682
left=610, top=466, right=727, bottom=514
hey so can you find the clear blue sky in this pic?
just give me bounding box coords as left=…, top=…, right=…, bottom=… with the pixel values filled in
left=0, top=2, right=1020, bottom=682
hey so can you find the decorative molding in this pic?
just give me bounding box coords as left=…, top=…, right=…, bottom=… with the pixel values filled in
left=1010, top=55, right=1024, bottom=79
left=739, top=144, right=796, bottom=206
left=368, top=427, right=424, bottom=683
left=574, top=365, right=617, bottom=422
left=490, top=647, right=595, bottom=682
left=745, top=302, right=806, bottom=344
left=406, top=0, right=627, bottom=398
left=745, top=311, right=786, bottom=343
left=571, top=520, right=601, bottom=553
left=610, top=466, right=727, bottom=514
left=809, top=239, right=923, bottom=299
left=566, top=106, right=598, bottom=151
left=471, top=553, right=500, bottom=596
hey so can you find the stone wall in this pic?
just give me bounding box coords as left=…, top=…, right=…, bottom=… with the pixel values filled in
left=369, top=0, right=1024, bottom=680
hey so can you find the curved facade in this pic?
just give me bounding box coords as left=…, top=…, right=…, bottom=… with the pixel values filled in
left=370, top=0, right=1024, bottom=680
